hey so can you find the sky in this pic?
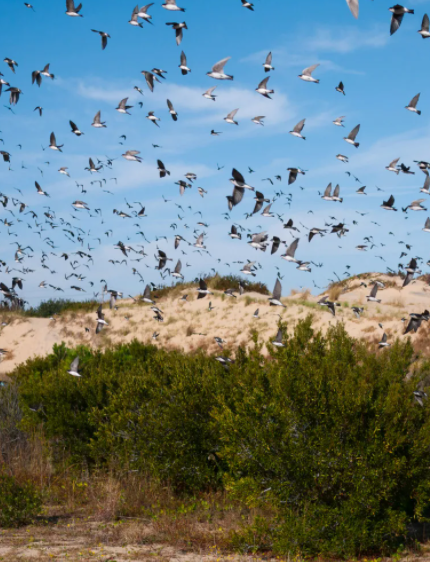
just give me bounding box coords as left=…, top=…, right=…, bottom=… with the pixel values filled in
left=0, top=0, right=430, bottom=306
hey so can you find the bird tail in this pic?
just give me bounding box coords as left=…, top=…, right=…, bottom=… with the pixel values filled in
left=355, top=143, right=360, bottom=148
left=418, top=110, right=422, bottom=115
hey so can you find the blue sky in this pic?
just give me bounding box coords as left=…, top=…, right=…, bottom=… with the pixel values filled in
left=1, top=0, right=430, bottom=305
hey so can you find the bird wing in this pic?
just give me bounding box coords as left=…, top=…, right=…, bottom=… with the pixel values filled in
left=302, top=63, right=319, bottom=76
left=227, top=108, right=239, bottom=119
left=69, top=356, right=80, bottom=372
left=348, top=124, right=360, bottom=140
left=390, top=12, right=404, bottom=35
left=144, top=72, right=154, bottom=91
left=232, top=186, right=244, bottom=206
left=212, top=57, right=231, bottom=73
left=140, top=3, right=154, bottom=12
left=323, top=183, right=332, bottom=197
left=272, top=278, right=282, bottom=300
left=257, top=76, right=270, bottom=89
left=409, top=93, right=420, bottom=108
left=346, top=0, right=358, bottom=18
left=287, top=238, right=299, bottom=257
left=294, top=118, right=305, bottom=133
left=232, top=168, right=245, bottom=183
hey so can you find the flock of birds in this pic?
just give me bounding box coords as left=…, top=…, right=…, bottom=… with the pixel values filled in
left=1, top=0, right=430, bottom=373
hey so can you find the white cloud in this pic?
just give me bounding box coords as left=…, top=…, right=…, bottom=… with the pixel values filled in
left=304, top=26, right=388, bottom=54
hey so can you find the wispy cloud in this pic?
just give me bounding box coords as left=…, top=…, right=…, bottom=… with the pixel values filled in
left=304, top=26, right=388, bottom=54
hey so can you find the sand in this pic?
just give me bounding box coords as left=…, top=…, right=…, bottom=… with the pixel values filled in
left=1, top=273, right=430, bottom=379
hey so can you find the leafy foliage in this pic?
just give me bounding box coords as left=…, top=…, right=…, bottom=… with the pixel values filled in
left=153, top=274, right=269, bottom=299
left=25, top=298, right=100, bottom=318
left=10, top=318, right=430, bottom=556
left=0, top=473, right=42, bottom=527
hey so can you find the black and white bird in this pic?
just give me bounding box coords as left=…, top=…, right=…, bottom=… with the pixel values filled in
left=70, top=120, right=84, bottom=136
left=381, top=195, right=397, bottom=211
left=344, top=124, right=360, bottom=148
left=263, top=52, right=274, bottom=72
left=255, top=76, right=274, bottom=98
left=129, top=5, right=143, bottom=26
left=271, top=328, right=285, bottom=347
left=91, top=29, right=111, bottom=49
left=162, top=0, right=185, bottom=11
left=367, top=283, right=381, bottom=303
left=289, top=119, right=306, bottom=140
left=202, top=86, right=217, bottom=101
left=167, top=99, right=178, bottom=121
left=207, top=57, right=233, bottom=80
left=197, top=278, right=213, bottom=299
left=92, top=110, right=106, bottom=128
left=179, top=51, right=191, bottom=75
left=389, top=5, right=414, bottom=35
left=32, top=64, right=54, bottom=86
left=96, top=305, right=108, bottom=333
left=418, top=13, right=430, bottom=38
left=405, top=93, right=421, bottom=115
left=166, top=21, right=188, bottom=45
left=298, top=64, right=319, bottom=83
left=335, top=81, right=345, bottom=95
left=224, top=108, right=239, bottom=125
left=49, top=132, right=63, bottom=151
left=67, top=356, right=81, bottom=377
left=116, top=98, right=133, bottom=115
left=281, top=238, right=299, bottom=263
left=268, top=278, right=285, bottom=307
left=378, top=333, right=390, bottom=348
left=65, top=0, right=83, bottom=17
left=157, top=159, right=170, bottom=177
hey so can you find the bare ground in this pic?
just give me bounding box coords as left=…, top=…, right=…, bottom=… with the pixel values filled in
left=0, top=519, right=270, bottom=562
left=1, top=520, right=429, bottom=562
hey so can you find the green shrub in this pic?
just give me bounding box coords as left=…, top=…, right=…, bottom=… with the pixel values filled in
left=10, top=318, right=430, bottom=556
left=0, top=473, right=42, bottom=527
left=153, top=274, right=269, bottom=299
left=214, top=319, right=430, bottom=557
left=25, top=298, right=99, bottom=318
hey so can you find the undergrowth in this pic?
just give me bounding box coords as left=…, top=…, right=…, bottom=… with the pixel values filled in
left=2, top=317, right=430, bottom=557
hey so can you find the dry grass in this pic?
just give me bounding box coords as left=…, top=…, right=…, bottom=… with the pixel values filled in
left=1, top=433, right=257, bottom=558
left=185, top=324, right=195, bottom=337
left=328, top=285, right=343, bottom=301
left=386, top=298, right=405, bottom=308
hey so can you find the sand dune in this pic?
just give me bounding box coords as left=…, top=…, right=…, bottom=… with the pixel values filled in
left=1, top=273, right=430, bottom=378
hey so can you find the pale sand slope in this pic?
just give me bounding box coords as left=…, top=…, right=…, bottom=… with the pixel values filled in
left=1, top=273, right=430, bottom=378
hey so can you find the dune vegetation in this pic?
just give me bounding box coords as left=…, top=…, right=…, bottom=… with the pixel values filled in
left=2, top=316, right=430, bottom=558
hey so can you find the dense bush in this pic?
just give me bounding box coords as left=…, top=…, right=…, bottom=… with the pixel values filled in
left=25, top=298, right=100, bottom=318
left=0, top=382, right=27, bottom=463
left=0, top=473, right=42, bottom=527
left=10, top=318, right=430, bottom=556
left=215, top=321, right=430, bottom=556
left=154, top=274, right=269, bottom=299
